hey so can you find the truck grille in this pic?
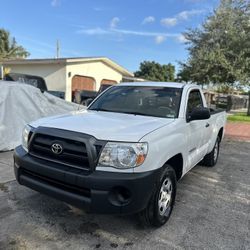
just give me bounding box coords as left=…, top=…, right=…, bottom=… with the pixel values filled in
left=28, top=127, right=104, bottom=171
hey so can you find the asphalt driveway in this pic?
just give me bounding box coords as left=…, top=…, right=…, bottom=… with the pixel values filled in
left=0, top=139, right=249, bottom=250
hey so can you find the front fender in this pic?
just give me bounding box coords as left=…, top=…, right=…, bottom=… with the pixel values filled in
left=135, top=120, right=187, bottom=174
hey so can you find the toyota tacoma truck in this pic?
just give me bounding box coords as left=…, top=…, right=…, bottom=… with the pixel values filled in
left=14, top=82, right=226, bottom=227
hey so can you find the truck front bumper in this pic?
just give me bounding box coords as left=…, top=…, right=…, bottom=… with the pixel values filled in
left=14, top=146, right=160, bottom=215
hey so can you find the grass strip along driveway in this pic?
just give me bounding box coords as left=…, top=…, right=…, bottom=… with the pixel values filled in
left=227, top=112, right=250, bottom=122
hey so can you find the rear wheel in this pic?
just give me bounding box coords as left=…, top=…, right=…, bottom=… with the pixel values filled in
left=138, top=165, right=176, bottom=227
left=202, top=136, right=220, bottom=167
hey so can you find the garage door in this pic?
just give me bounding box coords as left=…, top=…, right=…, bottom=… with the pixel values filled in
left=72, top=75, right=95, bottom=91
left=101, top=79, right=117, bottom=85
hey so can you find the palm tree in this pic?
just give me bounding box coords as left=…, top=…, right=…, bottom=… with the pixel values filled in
left=0, top=28, right=30, bottom=60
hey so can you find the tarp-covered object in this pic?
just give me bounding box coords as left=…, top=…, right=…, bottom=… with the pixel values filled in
left=0, top=81, right=82, bottom=151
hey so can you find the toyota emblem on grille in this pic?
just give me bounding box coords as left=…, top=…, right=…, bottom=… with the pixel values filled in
left=51, top=143, right=63, bottom=154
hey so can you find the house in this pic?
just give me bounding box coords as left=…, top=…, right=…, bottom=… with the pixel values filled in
left=1, top=57, right=134, bottom=101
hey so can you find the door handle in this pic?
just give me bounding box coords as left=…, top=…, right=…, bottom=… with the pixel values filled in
left=205, top=123, right=210, bottom=128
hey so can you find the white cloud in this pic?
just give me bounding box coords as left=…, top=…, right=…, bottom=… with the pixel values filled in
left=110, top=28, right=179, bottom=37
left=93, top=7, right=103, bottom=11
left=177, top=9, right=205, bottom=20
left=184, top=0, right=206, bottom=2
left=77, top=27, right=179, bottom=39
left=77, top=26, right=192, bottom=44
left=161, top=18, right=178, bottom=27
left=177, top=34, right=188, bottom=43
left=77, top=27, right=111, bottom=35
left=51, top=0, right=60, bottom=7
left=142, top=16, right=155, bottom=25
left=110, top=17, right=120, bottom=29
left=155, top=35, right=166, bottom=44
left=161, top=9, right=205, bottom=27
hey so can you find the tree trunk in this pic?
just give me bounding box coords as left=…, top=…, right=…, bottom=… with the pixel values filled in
left=248, top=92, right=250, bottom=116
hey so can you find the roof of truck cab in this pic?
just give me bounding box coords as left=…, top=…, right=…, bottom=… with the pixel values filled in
left=118, top=82, right=194, bottom=88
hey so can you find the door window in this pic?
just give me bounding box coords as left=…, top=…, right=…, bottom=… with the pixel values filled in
left=187, top=90, right=204, bottom=115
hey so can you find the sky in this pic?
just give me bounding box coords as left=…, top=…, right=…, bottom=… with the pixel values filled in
left=1, top=0, right=219, bottom=73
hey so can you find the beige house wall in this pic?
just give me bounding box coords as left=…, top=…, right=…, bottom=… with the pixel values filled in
left=65, top=61, right=122, bottom=101
left=3, top=60, right=125, bottom=101
left=4, top=63, right=67, bottom=92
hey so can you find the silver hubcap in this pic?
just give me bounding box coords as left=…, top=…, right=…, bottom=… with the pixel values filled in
left=158, top=178, right=172, bottom=216
left=214, top=141, right=219, bottom=162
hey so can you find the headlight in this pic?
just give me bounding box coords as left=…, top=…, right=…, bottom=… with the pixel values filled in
left=22, top=125, right=32, bottom=151
left=98, top=142, right=148, bottom=169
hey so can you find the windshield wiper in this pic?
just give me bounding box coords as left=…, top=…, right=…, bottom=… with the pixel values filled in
left=119, top=111, right=171, bottom=118
left=115, top=111, right=160, bottom=117
left=89, top=108, right=112, bottom=112
left=90, top=108, right=128, bottom=114
left=90, top=109, right=162, bottom=118
left=119, top=111, right=148, bottom=116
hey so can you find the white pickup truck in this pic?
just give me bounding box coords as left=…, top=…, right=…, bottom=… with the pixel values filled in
left=14, top=82, right=226, bottom=227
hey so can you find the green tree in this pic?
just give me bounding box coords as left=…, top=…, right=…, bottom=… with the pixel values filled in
left=176, top=63, right=192, bottom=83
left=178, top=0, right=250, bottom=114
left=0, top=28, right=30, bottom=60
left=135, top=61, right=175, bottom=82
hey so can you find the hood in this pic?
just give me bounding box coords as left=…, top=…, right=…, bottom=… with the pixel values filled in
left=30, top=110, right=174, bottom=142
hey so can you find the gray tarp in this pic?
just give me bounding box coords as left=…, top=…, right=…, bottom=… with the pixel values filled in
left=0, top=81, right=83, bottom=151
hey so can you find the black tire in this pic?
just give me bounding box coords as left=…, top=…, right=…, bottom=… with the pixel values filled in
left=138, top=165, right=177, bottom=227
left=202, top=136, right=220, bottom=167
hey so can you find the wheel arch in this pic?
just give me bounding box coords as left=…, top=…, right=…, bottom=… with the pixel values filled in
left=218, top=127, right=224, bottom=142
left=164, top=153, right=183, bottom=181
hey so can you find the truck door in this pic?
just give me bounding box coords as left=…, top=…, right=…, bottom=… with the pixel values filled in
left=185, top=89, right=208, bottom=170
left=200, top=90, right=213, bottom=155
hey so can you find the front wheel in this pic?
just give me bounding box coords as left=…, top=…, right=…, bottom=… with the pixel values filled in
left=202, top=136, right=220, bottom=167
left=138, top=165, right=176, bottom=227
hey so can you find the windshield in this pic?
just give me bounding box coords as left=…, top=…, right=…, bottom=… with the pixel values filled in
left=88, top=86, right=182, bottom=118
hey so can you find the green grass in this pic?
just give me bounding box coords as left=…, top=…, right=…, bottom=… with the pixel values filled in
left=227, top=112, right=250, bottom=122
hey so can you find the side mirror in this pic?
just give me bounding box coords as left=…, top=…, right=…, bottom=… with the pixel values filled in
left=187, top=107, right=210, bottom=122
